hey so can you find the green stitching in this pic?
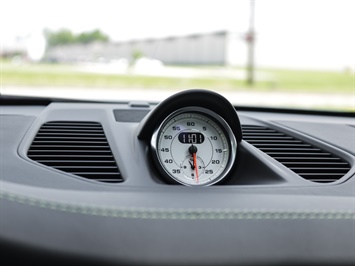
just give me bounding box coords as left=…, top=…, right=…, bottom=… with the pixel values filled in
left=1, top=190, right=354, bottom=220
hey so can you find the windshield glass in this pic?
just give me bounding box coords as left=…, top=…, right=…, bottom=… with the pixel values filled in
left=1, top=0, right=354, bottom=111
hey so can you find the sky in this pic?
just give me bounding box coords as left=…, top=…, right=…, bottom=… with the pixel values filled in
left=1, top=0, right=354, bottom=70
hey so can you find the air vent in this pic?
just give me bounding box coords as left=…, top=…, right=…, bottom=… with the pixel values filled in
left=28, top=121, right=122, bottom=183
left=242, top=125, right=351, bottom=183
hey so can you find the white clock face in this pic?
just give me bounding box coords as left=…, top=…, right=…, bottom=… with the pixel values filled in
left=151, top=108, right=237, bottom=186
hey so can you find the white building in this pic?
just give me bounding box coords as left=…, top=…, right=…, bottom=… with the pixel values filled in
left=45, top=31, right=245, bottom=66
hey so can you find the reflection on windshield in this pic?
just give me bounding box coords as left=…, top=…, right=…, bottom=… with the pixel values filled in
left=1, top=0, right=354, bottom=111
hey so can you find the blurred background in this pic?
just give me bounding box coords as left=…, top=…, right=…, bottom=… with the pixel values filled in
left=1, top=0, right=354, bottom=110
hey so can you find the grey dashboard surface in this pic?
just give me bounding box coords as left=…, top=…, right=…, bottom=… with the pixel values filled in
left=0, top=102, right=354, bottom=265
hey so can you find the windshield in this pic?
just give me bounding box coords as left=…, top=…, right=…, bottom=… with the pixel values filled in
left=1, top=0, right=354, bottom=111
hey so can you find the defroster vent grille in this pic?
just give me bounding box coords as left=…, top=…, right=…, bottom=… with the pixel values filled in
left=28, top=121, right=123, bottom=183
left=242, top=125, right=351, bottom=183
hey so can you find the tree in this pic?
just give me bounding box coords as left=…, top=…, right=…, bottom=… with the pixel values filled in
left=77, top=30, right=109, bottom=44
left=45, top=29, right=110, bottom=47
left=45, top=29, right=75, bottom=47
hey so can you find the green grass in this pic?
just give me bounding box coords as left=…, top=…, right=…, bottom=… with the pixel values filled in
left=1, top=62, right=354, bottom=93
left=1, top=69, right=244, bottom=90
left=260, top=68, right=354, bottom=92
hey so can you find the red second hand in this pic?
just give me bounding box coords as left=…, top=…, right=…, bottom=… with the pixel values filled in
left=193, top=153, right=199, bottom=183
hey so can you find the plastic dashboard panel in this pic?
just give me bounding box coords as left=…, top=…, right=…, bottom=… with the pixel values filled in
left=0, top=99, right=355, bottom=265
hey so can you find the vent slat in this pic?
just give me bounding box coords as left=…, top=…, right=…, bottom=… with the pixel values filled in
left=258, top=148, right=321, bottom=152
left=243, top=136, right=294, bottom=140
left=298, top=173, right=346, bottom=177
left=243, top=133, right=284, bottom=136
left=274, top=157, right=342, bottom=161
left=38, top=129, right=104, bottom=133
left=36, top=133, right=105, bottom=137
left=246, top=140, right=303, bottom=144
left=55, top=166, right=119, bottom=169
left=28, top=154, right=114, bottom=158
left=45, top=121, right=100, bottom=125
left=28, top=151, right=112, bottom=155
left=242, top=125, right=351, bottom=183
left=282, top=162, right=349, bottom=166
left=34, top=137, right=107, bottom=141
left=254, top=144, right=312, bottom=147
left=41, top=125, right=103, bottom=129
left=32, top=141, right=108, bottom=144
left=28, top=121, right=123, bottom=183
left=34, top=160, right=116, bottom=165
left=29, top=146, right=110, bottom=151
left=35, top=160, right=116, bottom=162
left=289, top=168, right=349, bottom=173
left=241, top=126, right=269, bottom=129
left=242, top=129, right=277, bottom=132
left=266, top=152, right=331, bottom=156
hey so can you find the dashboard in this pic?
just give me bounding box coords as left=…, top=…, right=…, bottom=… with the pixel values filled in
left=0, top=89, right=354, bottom=265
